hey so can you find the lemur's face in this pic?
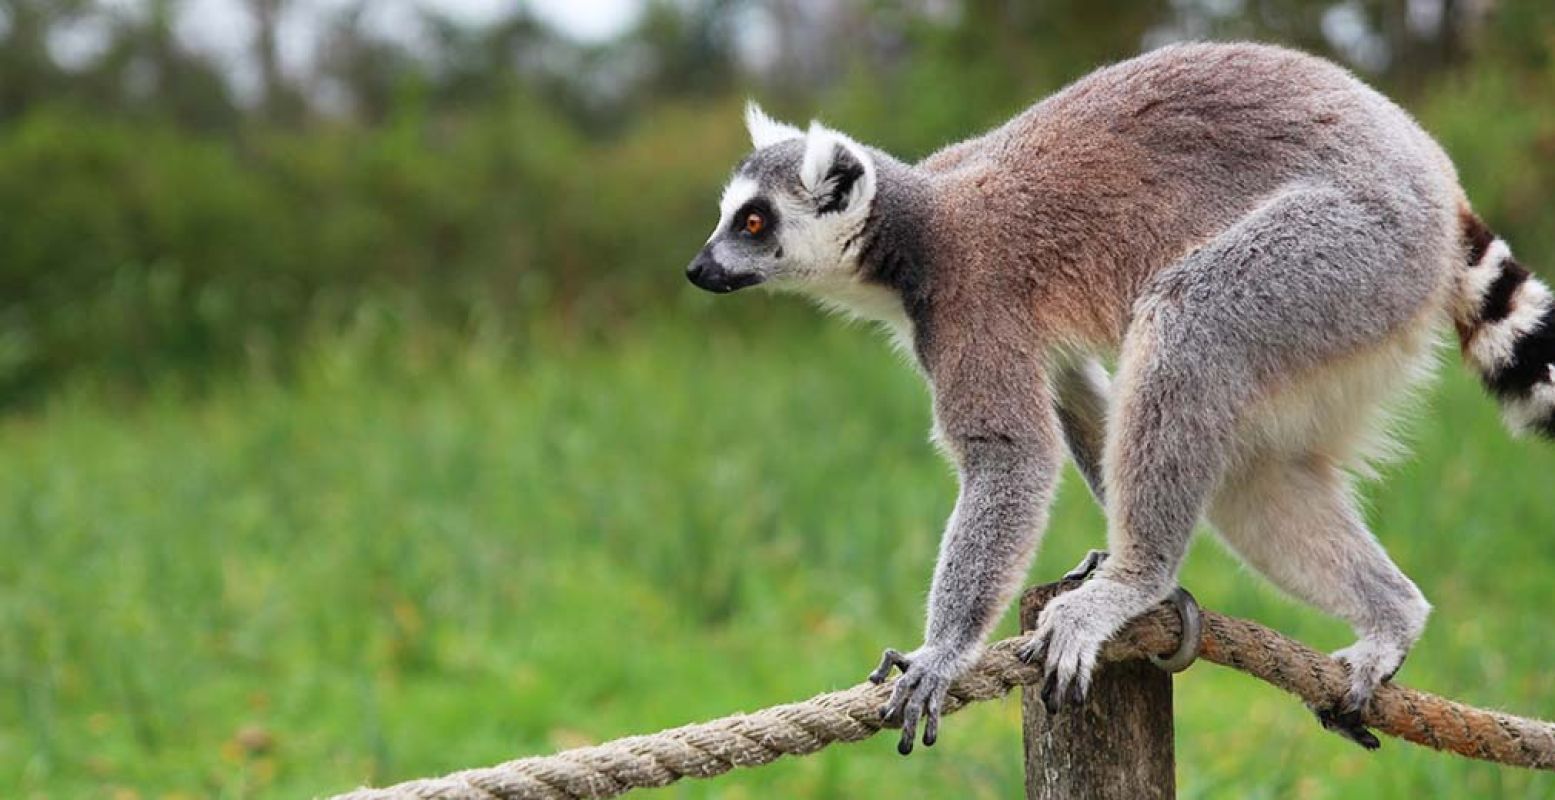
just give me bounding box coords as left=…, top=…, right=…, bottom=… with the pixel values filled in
left=686, top=104, right=877, bottom=295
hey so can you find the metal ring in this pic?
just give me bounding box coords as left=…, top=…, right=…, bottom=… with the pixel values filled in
left=1148, top=587, right=1202, bottom=674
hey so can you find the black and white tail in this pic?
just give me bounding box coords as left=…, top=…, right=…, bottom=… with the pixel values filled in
left=1455, top=211, right=1555, bottom=438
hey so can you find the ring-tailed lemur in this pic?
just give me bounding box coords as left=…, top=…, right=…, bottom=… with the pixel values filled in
left=684, top=42, right=1555, bottom=754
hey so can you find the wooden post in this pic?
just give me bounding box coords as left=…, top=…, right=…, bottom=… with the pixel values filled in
left=1021, top=585, right=1175, bottom=800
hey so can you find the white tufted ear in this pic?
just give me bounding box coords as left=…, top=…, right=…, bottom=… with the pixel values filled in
left=745, top=101, right=803, bottom=149
left=799, top=122, right=877, bottom=214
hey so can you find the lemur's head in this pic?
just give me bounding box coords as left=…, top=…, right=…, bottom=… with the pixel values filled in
left=686, top=102, right=878, bottom=294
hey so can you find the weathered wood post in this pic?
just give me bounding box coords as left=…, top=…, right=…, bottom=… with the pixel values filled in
left=1021, top=584, right=1175, bottom=800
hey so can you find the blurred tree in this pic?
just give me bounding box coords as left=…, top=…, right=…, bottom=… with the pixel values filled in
left=247, top=0, right=306, bottom=123
left=632, top=0, right=742, bottom=99
left=420, top=6, right=594, bottom=125
left=1147, top=0, right=1492, bottom=89
left=81, top=0, right=238, bottom=130
left=0, top=0, right=88, bottom=120
left=135, top=0, right=233, bottom=128
left=314, top=2, right=422, bottom=124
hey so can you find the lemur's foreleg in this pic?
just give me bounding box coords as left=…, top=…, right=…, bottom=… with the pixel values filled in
left=872, top=318, right=1061, bottom=754
left=1023, top=185, right=1441, bottom=712
left=1020, top=314, right=1238, bottom=710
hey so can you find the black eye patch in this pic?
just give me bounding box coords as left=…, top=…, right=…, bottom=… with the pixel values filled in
left=731, top=197, right=779, bottom=236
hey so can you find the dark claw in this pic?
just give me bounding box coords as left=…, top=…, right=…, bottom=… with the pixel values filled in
left=1063, top=549, right=1110, bottom=582
left=1019, top=631, right=1049, bottom=666
left=1040, top=671, right=1061, bottom=715
left=1067, top=676, right=1085, bottom=708
left=1313, top=705, right=1382, bottom=751
left=870, top=648, right=911, bottom=684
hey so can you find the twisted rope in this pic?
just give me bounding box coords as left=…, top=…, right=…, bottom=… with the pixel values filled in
left=331, top=582, right=1555, bottom=799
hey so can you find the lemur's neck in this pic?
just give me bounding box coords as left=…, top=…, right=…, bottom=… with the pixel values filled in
left=851, top=152, right=936, bottom=352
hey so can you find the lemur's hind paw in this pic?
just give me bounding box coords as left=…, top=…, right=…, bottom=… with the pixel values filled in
left=1311, top=704, right=1382, bottom=750
left=1309, top=636, right=1407, bottom=751
left=870, top=646, right=956, bottom=755
left=1332, top=637, right=1408, bottom=716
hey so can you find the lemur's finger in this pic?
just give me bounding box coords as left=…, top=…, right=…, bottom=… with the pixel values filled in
left=879, top=678, right=909, bottom=722
left=868, top=648, right=910, bottom=684
left=1067, top=673, right=1086, bottom=708
left=878, top=686, right=900, bottom=721
left=897, top=693, right=922, bottom=755
left=923, top=692, right=943, bottom=747
left=1040, top=670, right=1062, bottom=715
left=1018, top=630, right=1050, bottom=666
left=1340, top=687, right=1370, bottom=717
left=1062, top=549, right=1110, bottom=582
left=1348, top=726, right=1382, bottom=751
left=1313, top=705, right=1382, bottom=751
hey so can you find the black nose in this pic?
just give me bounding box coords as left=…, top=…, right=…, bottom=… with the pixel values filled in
left=686, top=252, right=763, bottom=294
left=686, top=256, right=713, bottom=287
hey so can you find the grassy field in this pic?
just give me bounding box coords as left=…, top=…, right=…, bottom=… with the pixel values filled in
left=3, top=310, right=1555, bottom=799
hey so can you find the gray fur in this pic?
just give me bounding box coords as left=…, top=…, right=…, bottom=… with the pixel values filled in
left=685, top=42, right=1518, bottom=750
left=1053, top=358, right=1111, bottom=503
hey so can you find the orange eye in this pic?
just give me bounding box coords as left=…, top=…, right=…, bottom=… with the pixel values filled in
left=744, top=212, right=766, bottom=236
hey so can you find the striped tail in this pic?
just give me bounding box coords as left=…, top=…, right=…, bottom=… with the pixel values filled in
left=1454, top=212, right=1555, bottom=438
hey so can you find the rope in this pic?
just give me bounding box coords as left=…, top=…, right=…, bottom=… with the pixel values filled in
left=330, top=582, right=1555, bottom=799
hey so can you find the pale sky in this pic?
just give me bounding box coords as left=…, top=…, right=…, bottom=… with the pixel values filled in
left=49, top=1, right=647, bottom=101
left=40, top=0, right=1419, bottom=101
left=174, top=0, right=645, bottom=44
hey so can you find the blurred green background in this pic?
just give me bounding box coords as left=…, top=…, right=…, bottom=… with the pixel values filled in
left=2, top=1, right=1554, bottom=797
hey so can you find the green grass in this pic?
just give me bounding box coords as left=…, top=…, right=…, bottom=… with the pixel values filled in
left=3, top=313, right=1555, bottom=798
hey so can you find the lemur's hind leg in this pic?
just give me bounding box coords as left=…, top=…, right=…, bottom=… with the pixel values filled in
left=1054, top=359, right=1111, bottom=504
left=1209, top=456, right=1428, bottom=745
left=1052, top=361, right=1113, bottom=587
left=1022, top=184, right=1448, bottom=711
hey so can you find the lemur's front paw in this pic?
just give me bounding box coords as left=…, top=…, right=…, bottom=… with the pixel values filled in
left=1018, top=578, right=1136, bottom=713
left=869, top=646, right=960, bottom=755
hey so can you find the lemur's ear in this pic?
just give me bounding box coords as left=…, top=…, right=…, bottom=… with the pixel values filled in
left=799, top=122, right=877, bottom=215
left=745, top=101, right=803, bottom=149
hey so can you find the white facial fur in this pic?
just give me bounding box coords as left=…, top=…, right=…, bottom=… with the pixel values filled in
left=708, top=175, right=758, bottom=243
left=768, top=183, right=866, bottom=282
